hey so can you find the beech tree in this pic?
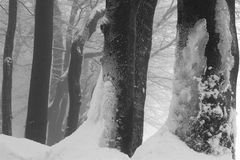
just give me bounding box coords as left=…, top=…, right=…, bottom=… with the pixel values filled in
left=47, top=0, right=65, bottom=145
left=65, top=2, right=105, bottom=137
left=25, top=0, right=53, bottom=144
left=1, top=0, right=17, bottom=135
left=167, top=0, right=239, bottom=158
left=94, top=0, right=147, bottom=156
left=131, top=0, right=158, bottom=154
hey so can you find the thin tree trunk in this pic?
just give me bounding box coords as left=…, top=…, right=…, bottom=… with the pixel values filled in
left=64, top=0, right=83, bottom=70
left=46, top=0, right=83, bottom=143
left=1, top=0, right=17, bottom=135
left=47, top=0, right=65, bottom=145
left=168, top=0, right=238, bottom=158
left=130, top=0, right=158, bottom=155
left=25, top=0, right=53, bottom=144
left=99, top=0, right=142, bottom=156
left=65, top=2, right=105, bottom=136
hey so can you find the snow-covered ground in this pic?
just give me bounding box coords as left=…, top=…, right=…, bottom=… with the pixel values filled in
left=0, top=0, right=240, bottom=159
left=0, top=72, right=239, bottom=160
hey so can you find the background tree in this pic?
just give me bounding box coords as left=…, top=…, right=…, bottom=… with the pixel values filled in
left=47, top=0, right=65, bottom=145
left=65, top=2, right=105, bottom=136
left=25, top=0, right=53, bottom=144
left=1, top=0, right=17, bottom=135
left=167, top=0, right=239, bottom=158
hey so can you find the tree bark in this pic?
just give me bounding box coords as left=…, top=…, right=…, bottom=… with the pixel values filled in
left=168, top=0, right=238, bottom=158
left=25, top=0, right=53, bottom=144
left=1, top=0, right=17, bottom=135
left=64, top=0, right=82, bottom=70
left=130, top=0, right=158, bottom=155
left=65, top=2, right=105, bottom=136
left=47, top=0, right=65, bottom=145
left=99, top=0, right=142, bottom=156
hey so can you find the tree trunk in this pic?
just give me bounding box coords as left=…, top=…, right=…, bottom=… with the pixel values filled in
left=167, top=0, right=239, bottom=158
left=1, top=0, right=17, bottom=135
left=64, top=0, right=81, bottom=70
left=25, top=0, right=53, bottom=144
left=65, top=2, right=105, bottom=136
left=130, top=0, right=158, bottom=155
left=65, top=40, right=83, bottom=136
left=99, top=0, right=142, bottom=156
left=47, top=0, right=65, bottom=145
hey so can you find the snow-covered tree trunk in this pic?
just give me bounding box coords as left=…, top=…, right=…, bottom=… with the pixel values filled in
left=65, top=2, right=105, bottom=137
left=1, top=0, right=17, bottom=135
left=130, top=0, right=158, bottom=155
left=98, top=0, right=142, bottom=157
left=25, top=0, right=53, bottom=144
left=167, top=0, right=239, bottom=158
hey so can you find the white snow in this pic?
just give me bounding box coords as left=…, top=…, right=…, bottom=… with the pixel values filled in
left=215, top=0, right=234, bottom=92
left=0, top=124, right=235, bottom=160
left=133, top=126, right=232, bottom=160
left=167, top=18, right=209, bottom=132
left=0, top=135, right=49, bottom=160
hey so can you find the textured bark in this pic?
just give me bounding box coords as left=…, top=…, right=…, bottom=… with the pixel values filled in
left=168, top=0, right=239, bottom=158
left=25, top=0, right=53, bottom=144
left=130, top=0, right=158, bottom=155
left=65, top=3, right=105, bottom=136
left=100, top=0, right=142, bottom=156
left=47, top=0, right=65, bottom=145
left=1, top=0, right=17, bottom=135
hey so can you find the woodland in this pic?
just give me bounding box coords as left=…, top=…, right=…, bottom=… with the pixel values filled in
left=0, top=0, right=240, bottom=160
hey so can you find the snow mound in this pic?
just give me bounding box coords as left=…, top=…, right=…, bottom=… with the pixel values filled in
left=47, top=121, right=129, bottom=160
left=0, top=134, right=49, bottom=160
left=132, top=126, right=232, bottom=160
left=0, top=123, right=129, bottom=160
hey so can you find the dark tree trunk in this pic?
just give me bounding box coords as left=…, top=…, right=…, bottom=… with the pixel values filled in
left=100, top=0, right=142, bottom=156
left=47, top=0, right=65, bottom=145
left=65, top=40, right=83, bottom=136
left=168, top=0, right=238, bottom=158
left=25, top=0, right=53, bottom=144
left=1, top=0, right=17, bottom=135
left=130, top=0, right=158, bottom=155
left=65, top=3, right=105, bottom=136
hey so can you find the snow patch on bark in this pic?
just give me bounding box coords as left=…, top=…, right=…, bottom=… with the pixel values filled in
left=87, top=68, right=118, bottom=147
left=167, top=19, right=209, bottom=132
left=215, top=0, right=234, bottom=91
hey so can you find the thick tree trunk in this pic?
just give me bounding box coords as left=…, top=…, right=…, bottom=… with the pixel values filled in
left=65, top=3, right=105, bottom=136
left=168, top=0, right=238, bottom=158
left=1, top=0, right=17, bottom=135
left=130, top=0, right=158, bottom=155
left=47, top=0, right=65, bottom=145
left=25, top=0, right=53, bottom=144
left=99, top=0, right=141, bottom=156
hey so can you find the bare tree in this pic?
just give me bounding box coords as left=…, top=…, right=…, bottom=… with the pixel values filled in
left=98, top=0, right=143, bottom=156
left=25, top=0, right=53, bottom=144
left=1, top=0, right=17, bottom=135
left=167, top=0, right=239, bottom=158
left=131, top=0, right=158, bottom=155
left=65, top=2, right=105, bottom=136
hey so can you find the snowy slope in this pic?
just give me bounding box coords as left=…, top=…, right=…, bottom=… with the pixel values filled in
left=133, top=126, right=232, bottom=160
left=0, top=124, right=234, bottom=160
